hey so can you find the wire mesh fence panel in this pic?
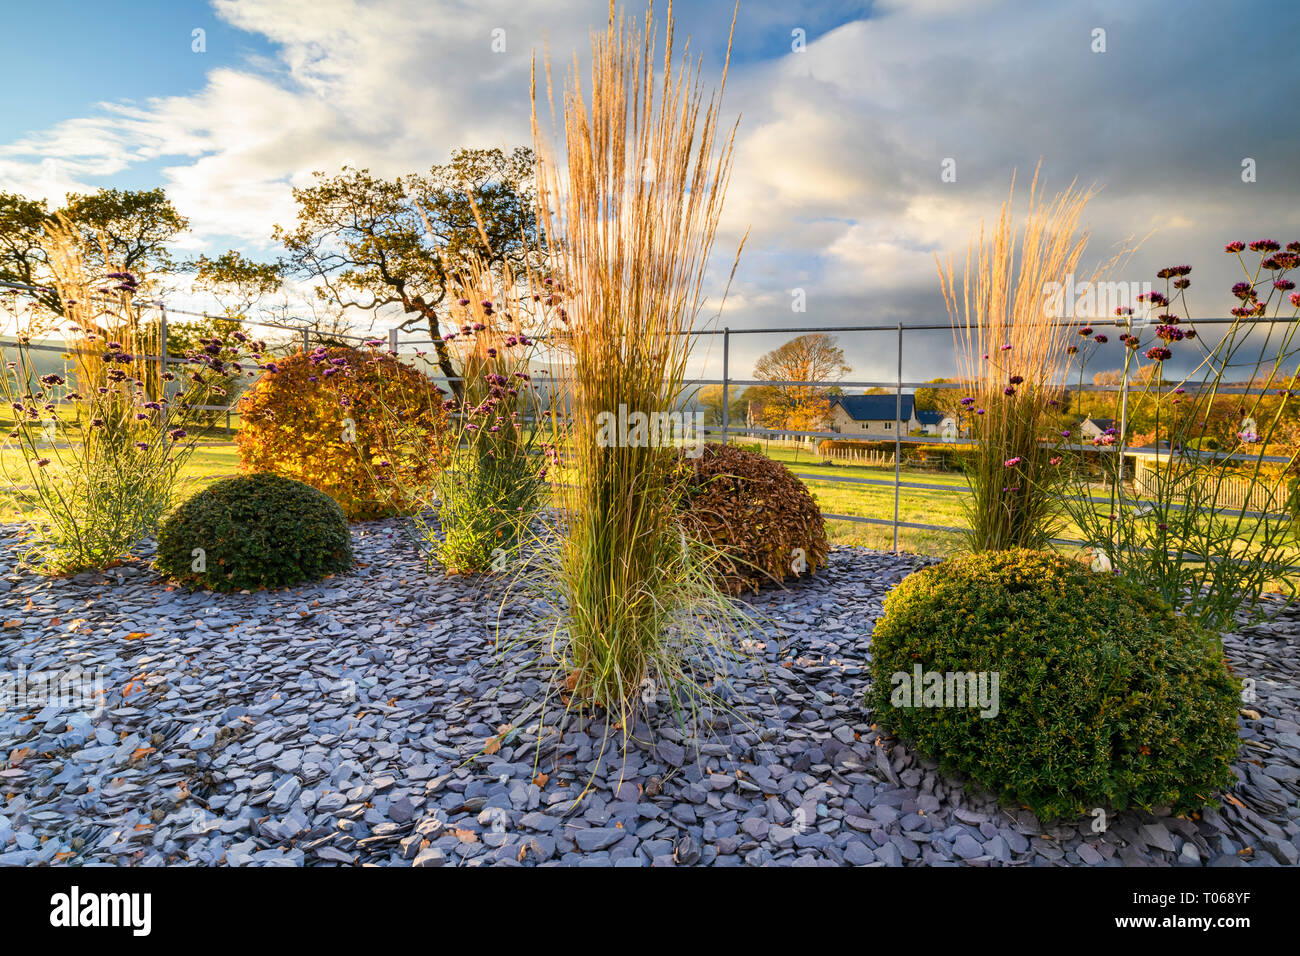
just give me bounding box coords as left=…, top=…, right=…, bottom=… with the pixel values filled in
left=3, top=278, right=1295, bottom=566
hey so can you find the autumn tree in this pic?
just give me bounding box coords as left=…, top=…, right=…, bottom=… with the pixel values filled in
left=753, top=333, right=851, bottom=454
left=694, top=383, right=748, bottom=427
left=1079, top=366, right=1167, bottom=432
left=0, top=192, right=57, bottom=314
left=59, top=187, right=188, bottom=281
left=915, top=376, right=970, bottom=416
left=273, top=147, right=539, bottom=397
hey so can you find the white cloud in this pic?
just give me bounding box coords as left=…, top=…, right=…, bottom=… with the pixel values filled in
left=0, top=0, right=1295, bottom=358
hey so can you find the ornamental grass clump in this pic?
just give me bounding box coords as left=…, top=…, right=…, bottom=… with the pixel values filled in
left=410, top=253, right=557, bottom=574
left=1058, top=243, right=1299, bottom=630
left=525, top=1, right=751, bottom=728
left=0, top=220, right=240, bottom=573
left=938, top=170, right=1102, bottom=551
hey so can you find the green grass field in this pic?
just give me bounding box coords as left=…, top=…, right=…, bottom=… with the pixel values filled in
left=0, top=441, right=239, bottom=521
left=755, top=443, right=972, bottom=554
left=2, top=432, right=1295, bottom=574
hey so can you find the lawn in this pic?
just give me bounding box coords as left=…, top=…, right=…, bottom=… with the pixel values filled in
left=756, top=443, right=974, bottom=553
left=2, top=431, right=1295, bottom=574
left=0, top=441, right=240, bottom=521
left=754, top=443, right=1300, bottom=578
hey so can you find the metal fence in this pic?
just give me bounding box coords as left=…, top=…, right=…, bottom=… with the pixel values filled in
left=3, top=280, right=1295, bottom=564
left=0, top=280, right=381, bottom=434
left=678, top=320, right=1297, bottom=557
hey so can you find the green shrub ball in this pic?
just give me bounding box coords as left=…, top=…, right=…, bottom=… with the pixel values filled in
left=155, top=473, right=353, bottom=591
left=867, top=549, right=1241, bottom=820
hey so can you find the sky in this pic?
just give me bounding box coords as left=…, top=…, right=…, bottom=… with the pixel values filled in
left=1, top=0, right=1298, bottom=383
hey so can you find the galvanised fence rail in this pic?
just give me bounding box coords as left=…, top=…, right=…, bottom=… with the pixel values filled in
left=668, top=321, right=1297, bottom=558
left=2, top=280, right=1295, bottom=565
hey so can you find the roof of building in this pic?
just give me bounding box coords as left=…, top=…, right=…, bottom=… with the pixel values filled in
left=916, top=409, right=946, bottom=426
left=1081, top=416, right=1117, bottom=429
left=830, top=394, right=915, bottom=421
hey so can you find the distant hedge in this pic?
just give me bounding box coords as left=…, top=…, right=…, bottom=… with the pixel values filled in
left=817, top=438, right=972, bottom=468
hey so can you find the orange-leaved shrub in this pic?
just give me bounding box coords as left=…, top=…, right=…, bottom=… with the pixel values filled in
left=677, top=442, right=828, bottom=593
left=236, top=346, right=451, bottom=520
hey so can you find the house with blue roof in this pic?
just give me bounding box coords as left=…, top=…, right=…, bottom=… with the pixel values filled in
left=828, top=394, right=952, bottom=439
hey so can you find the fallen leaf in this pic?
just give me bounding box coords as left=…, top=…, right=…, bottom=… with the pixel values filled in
left=533, top=772, right=549, bottom=788
left=124, top=631, right=150, bottom=641
left=8, top=747, right=31, bottom=768
left=483, top=723, right=515, bottom=756
left=130, top=747, right=155, bottom=761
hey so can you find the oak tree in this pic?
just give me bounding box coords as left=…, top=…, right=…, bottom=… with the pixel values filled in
left=273, top=147, right=538, bottom=397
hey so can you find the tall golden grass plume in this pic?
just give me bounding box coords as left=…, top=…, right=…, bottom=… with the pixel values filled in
left=526, top=0, right=748, bottom=720
left=43, top=215, right=162, bottom=404
left=937, top=166, right=1111, bottom=550
left=940, top=167, right=1099, bottom=399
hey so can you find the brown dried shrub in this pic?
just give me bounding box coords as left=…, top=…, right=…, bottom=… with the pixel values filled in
left=677, top=442, right=828, bottom=593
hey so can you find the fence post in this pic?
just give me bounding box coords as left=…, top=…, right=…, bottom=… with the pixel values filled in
left=1114, top=331, right=1132, bottom=551
left=158, top=304, right=169, bottom=435
left=388, top=327, right=398, bottom=354
left=302, top=327, right=310, bottom=354
left=893, top=323, right=902, bottom=553
left=1117, top=372, right=1130, bottom=489
left=721, top=326, right=730, bottom=446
